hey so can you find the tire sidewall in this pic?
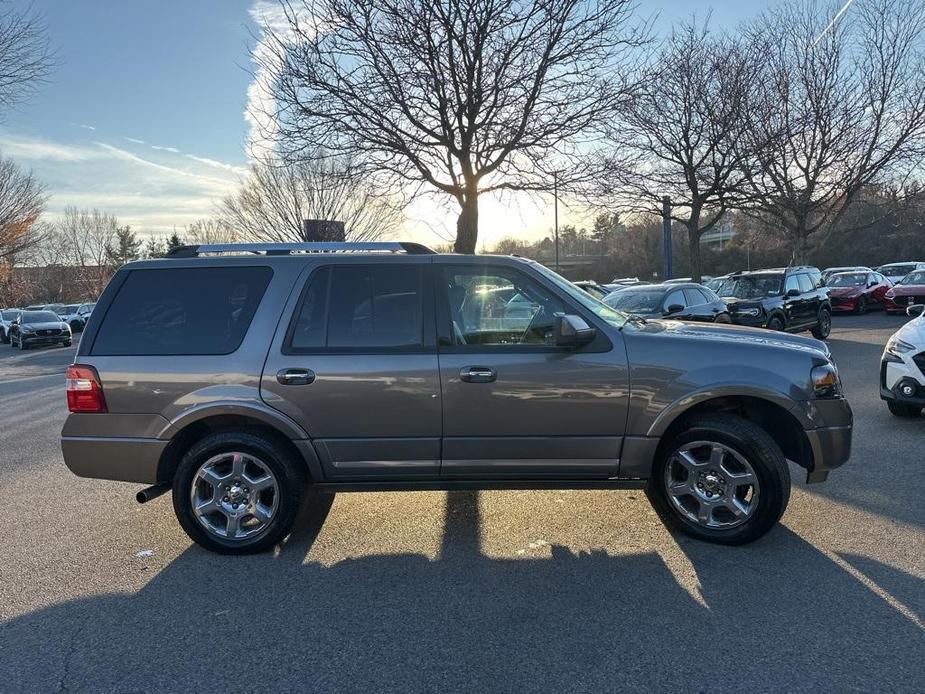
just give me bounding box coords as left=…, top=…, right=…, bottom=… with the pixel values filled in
left=813, top=308, right=831, bottom=339
left=767, top=315, right=785, bottom=331
left=649, top=416, right=790, bottom=544
left=172, top=432, right=306, bottom=554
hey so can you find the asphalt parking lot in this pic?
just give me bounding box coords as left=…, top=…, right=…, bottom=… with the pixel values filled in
left=1, top=313, right=923, bottom=693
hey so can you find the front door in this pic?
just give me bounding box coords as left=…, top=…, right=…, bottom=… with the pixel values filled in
left=434, top=260, right=629, bottom=479
left=262, top=259, right=442, bottom=480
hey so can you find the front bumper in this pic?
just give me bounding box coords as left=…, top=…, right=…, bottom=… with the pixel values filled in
left=21, top=333, right=70, bottom=345
left=791, top=397, right=853, bottom=483
left=879, top=359, right=925, bottom=405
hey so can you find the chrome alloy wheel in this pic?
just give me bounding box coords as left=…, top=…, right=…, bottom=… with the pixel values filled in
left=190, top=452, right=279, bottom=540
left=664, top=440, right=760, bottom=530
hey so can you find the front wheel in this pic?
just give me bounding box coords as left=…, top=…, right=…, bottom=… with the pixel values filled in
left=647, top=413, right=791, bottom=545
left=172, top=430, right=308, bottom=554
left=856, top=296, right=867, bottom=314
left=714, top=313, right=732, bottom=324
left=887, top=401, right=921, bottom=418
left=766, top=316, right=785, bottom=332
left=811, top=308, right=831, bottom=339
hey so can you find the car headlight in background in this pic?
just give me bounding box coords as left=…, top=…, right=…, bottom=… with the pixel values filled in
left=885, top=336, right=915, bottom=361
left=20, top=326, right=34, bottom=334
left=811, top=363, right=841, bottom=397
left=885, top=289, right=895, bottom=299
left=736, top=308, right=761, bottom=317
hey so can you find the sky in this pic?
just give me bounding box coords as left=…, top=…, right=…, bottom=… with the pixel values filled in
left=1, top=0, right=762, bottom=246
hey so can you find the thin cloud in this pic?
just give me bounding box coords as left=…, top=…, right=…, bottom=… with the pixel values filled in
left=94, top=142, right=234, bottom=188
left=124, top=137, right=146, bottom=144
left=1, top=134, right=103, bottom=162
left=184, top=153, right=247, bottom=175
left=150, top=144, right=180, bottom=153
left=75, top=123, right=97, bottom=131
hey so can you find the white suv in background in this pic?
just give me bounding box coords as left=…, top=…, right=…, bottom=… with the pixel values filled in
left=59, top=303, right=95, bottom=333
left=0, top=308, right=22, bottom=343
left=881, top=304, right=925, bottom=417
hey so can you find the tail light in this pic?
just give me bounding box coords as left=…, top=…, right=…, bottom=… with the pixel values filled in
left=66, top=364, right=107, bottom=413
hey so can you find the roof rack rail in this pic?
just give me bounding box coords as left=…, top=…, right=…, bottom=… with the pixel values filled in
left=166, top=241, right=436, bottom=258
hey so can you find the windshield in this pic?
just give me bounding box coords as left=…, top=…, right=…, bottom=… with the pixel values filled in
left=900, top=271, right=925, bottom=285
left=22, top=311, right=60, bottom=323
left=529, top=262, right=628, bottom=328
left=604, top=289, right=664, bottom=313
left=715, top=275, right=782, bottom=299
left=880, top=264, right=915, bottom=276
left=61, top=305, right=79, bottom=313
left=828, top=273, right=866, bottom=287
left=2, top=310, right=20, bottom=320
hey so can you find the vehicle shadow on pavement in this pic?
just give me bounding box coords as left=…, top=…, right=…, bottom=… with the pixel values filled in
left=2, top=492, right=923, bottom=693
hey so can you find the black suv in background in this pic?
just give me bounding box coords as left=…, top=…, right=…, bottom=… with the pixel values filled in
left=712, top=267, right=831, bottom=338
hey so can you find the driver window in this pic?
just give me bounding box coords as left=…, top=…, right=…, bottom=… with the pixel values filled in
left=797, top=274, right=813, bottom=293
left=784, top=275, right=800, bottom=294
left=441, top=266, right=566, bottom=346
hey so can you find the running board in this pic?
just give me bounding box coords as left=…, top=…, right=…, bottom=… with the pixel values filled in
left=311, top=479, right=648, bottom=493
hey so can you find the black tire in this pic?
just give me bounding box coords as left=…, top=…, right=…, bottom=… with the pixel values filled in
left=172, top=430, right=308, bottom=555
left=0, top=329, right=7, bottom=344
left=69, top=320, right=82, bottom=333
left=855, top=296, right=867, bottom=314
left=766, top=315, right=785, bottom=332
left=646, top=413, right=791, bottom=545
left=811, top=308, right=831, bottom=339
left=61, top=340, right=72, bottom=347
left=18, top=337, right=28, bottom=350
left=714, top=313, right=732, bottom=324
left=887, top=401, right=921, bottom=418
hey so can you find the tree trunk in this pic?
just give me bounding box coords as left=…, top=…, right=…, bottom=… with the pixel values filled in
left=686, top=221, right=702, bottom=283
left=454, top=189, right=479, bottom=254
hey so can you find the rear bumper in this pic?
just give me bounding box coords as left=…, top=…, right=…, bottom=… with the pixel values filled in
left=61, top=436, right=167, bottom=484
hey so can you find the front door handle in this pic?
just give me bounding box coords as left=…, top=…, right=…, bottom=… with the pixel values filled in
left=460, top=366, right=497, bottom=383
left=276, top=368, right=315, bottom=385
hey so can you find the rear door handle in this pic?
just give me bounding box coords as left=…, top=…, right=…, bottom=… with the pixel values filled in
left=460, top=366, right=497, bottom=383
left=276, top=368, right=315, bottom=385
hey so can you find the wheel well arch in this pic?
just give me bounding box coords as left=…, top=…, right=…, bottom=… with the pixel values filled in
left=656, top=395, right=813, bottom=472
left=156, top=414, right=315, bottom=483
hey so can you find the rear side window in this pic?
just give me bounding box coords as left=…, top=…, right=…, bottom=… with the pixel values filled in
left=286, top=265, right=424, bottom=352
left=92, top=266, right=272, bottom=355
left=683, top=288, right=706, bottom=306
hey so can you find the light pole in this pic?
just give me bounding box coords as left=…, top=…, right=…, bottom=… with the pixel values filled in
left=553, top=170, right=560, bottom=272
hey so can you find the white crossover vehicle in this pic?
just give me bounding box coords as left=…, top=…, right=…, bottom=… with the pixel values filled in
left=881, top=304, right=925, bottom=417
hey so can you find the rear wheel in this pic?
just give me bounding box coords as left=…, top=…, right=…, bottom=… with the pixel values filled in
left=172, top=430, right=308, bottom=554
left=887, top=401, right=921, bottom=418
left=647, top=413, right=790, bottom=545
left=811, top=308, right=831, bottom=339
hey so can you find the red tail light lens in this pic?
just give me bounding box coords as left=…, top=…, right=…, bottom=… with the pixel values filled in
left=66, top=364, right=107, bottom=413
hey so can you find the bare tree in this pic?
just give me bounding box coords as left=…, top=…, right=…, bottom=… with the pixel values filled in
left=0, top=153, right=46, bottom=259
left=220, top=156, right=401, bottom=243
left=609, top=21, right=761, bottom=282
left=186, top=218, right=240, bottom=245
left=58, top=207, right=118, bottom=298
left=0, top=1, right=54, bottom=118
left=254, top=0, right=648, bottom=253
left=740, top=0, right=925, bottom=261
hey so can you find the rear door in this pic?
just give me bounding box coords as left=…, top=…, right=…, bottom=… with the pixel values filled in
left=261, top=259, right=442, bottom=480
left=434, top=259, right=629, bottom=479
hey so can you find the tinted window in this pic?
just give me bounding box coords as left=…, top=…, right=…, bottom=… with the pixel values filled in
left=2, top=310, right=20, bottom=320
left=901, top=271, right=925, bottom=285
left=287, top=265, right=424, bottom=351
left=92, top=266, right=272, bottom=355
left=441, top=266, right=565, bottom=346
left=22, top=311, right=59, bottom=323
left=664, top=290, right=686, bottom=309
left=828, top=273, right=866, bottom=287
left=719, top=275, right=782, bottom=299
left=797, top=274, right=813, bottom=293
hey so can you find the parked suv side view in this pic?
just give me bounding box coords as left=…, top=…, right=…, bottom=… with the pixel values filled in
left=713, top=266, right=831, bottom=338
left=61, top=243, right=853, bottom=554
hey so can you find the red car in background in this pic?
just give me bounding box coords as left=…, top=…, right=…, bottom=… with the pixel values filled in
left=883, top=269, right=925, bottom=314
left=826, top=270, right=892, bottom=313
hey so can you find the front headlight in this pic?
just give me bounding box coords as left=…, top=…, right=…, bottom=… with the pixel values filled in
left=885, top=336, right=916, bottom=359
left=20, top=326, right=34, bottom=334
left=885, top=289, right=895, bottom=299
left=811, top=363, right=841, bottom=397
left=737, top=307, right=761, bottom=317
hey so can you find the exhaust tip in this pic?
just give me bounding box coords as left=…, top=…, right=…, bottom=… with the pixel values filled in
left=136, top=483, right=170, bottom=504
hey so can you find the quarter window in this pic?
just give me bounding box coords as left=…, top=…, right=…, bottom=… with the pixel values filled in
left=92, top=266, right=272, bottom=356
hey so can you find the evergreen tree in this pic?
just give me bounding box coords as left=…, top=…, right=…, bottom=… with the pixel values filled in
left=104, top=226, right=142, bottom=266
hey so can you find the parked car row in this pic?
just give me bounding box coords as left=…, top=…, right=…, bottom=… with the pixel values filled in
left=1, top=301, right=95, bottom=347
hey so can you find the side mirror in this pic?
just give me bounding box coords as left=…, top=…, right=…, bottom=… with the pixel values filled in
left=907, top=304, right=925, bottom=318
left=786, top=288, right=800, bottom=297
left=665, top=303, right=684, bottom=314
left=554, top=314, right=596, bottom=348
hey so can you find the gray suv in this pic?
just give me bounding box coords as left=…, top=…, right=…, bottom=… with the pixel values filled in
left=61, top=242, right=853, bottom=554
